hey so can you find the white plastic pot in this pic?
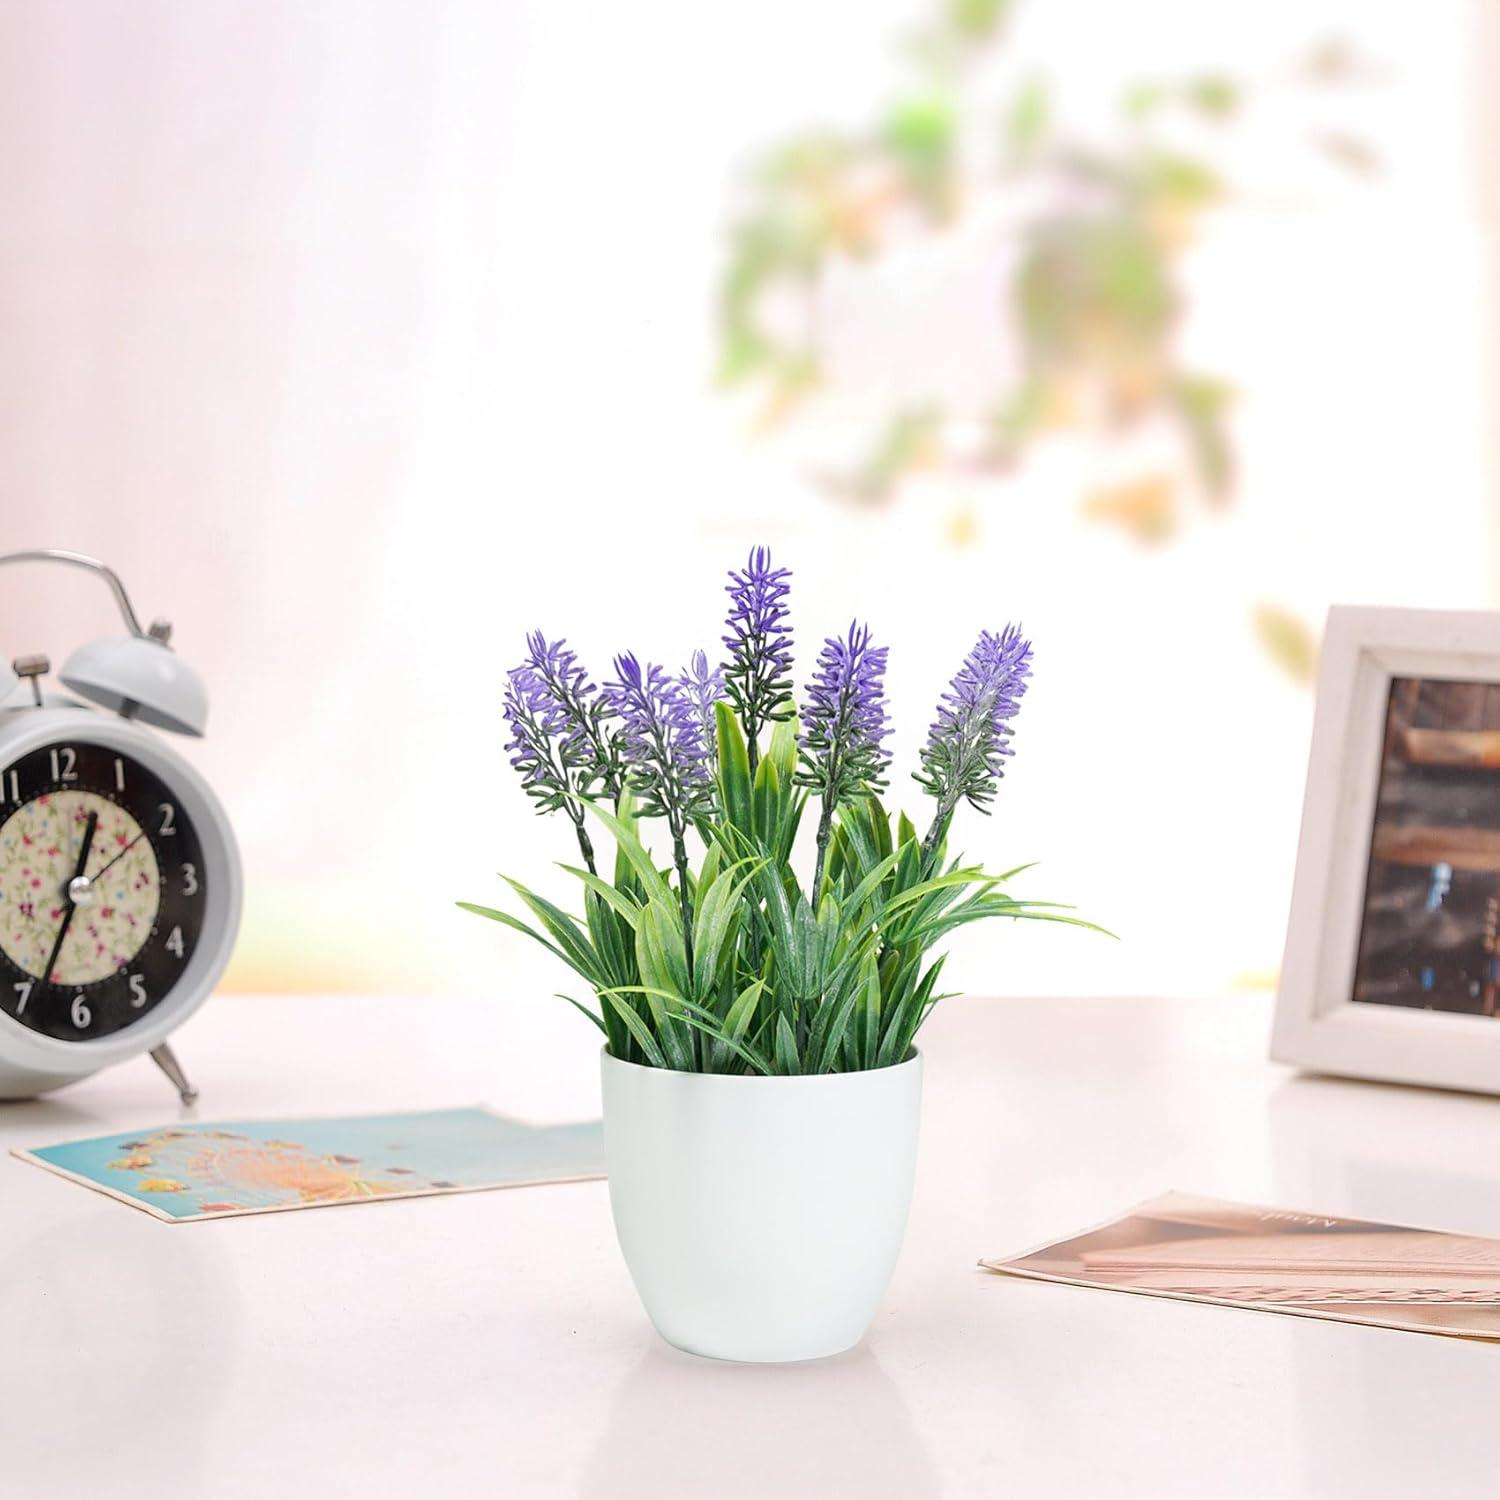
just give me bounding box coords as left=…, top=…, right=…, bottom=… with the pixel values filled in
left=600, top=1048, right=922, bottom=1363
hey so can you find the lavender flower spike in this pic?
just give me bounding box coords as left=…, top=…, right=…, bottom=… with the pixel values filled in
left=606, top=654, right=716, bottom=828
left=504, top=632, right=621, bottom=873
left=680, top=650, right=726, bottom=752
left=520, top=631, right=623, bottom=804
left=796, top=622, right=892, bottom=801
left=796, top=621, right=891, bottom=900
left=915, top=624, right=1033, bottom=866
left=504, top=664, right=576, bottom=816
left=607, top=652, right=716, bottom=965
left=723, top=546, right=794, bottom=770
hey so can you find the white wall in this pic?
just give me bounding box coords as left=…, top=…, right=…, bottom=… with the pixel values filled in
left=0, top=1, right=1489, bottom=1029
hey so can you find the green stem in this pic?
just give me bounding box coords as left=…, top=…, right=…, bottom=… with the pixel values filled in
left=918, top=793, right=956, bottom=878
left=570, top=809, right=598, bottom=876
left=811, top=799, right=834, bottom=907
left=671, top=825, right=695, bottom=976
left=669, top=818, right=698, bottom=1068
left=810, top=734, right=845, bottom=906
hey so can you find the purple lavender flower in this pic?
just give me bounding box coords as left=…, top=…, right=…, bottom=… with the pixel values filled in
left=796, top=622, right=892, bottom=801
left=606, top=652, right=716, bottom=965
left=518, top=631, right=623, bottom=802
left=722, top=546, right=794, bottom=767
left=797, top=622, right=891, bottom=900
left=504, top=664, right=579, bottom=817
left=680, top=650, right=726, bottom=751
left=605, top=653, right=716, bottom=828
left=915, top=625, right=1032, bottom=864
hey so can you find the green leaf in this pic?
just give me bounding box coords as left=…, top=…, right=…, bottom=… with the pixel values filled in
left=456, top=900, right=570, bottom=969
left=1004, top=75, right=1049, bottom=158
left=597, top=991, right=669, bottom=1069
left=854, top=947, right=882, bottom=1068
left=877, top=956, right=945, bottom=1068
left=1171, top=373, right=1235, bottom=498
left=692, top=858, right=762, bottom=997
left=635, top=903, right=690, bottom=1003
left=751, top=740, right=781, bottom=848
left=500, top=877, right=606, bottom=987
left=807, top=955, right=864, bottom=1072
left=559, top=866, right=643, bottom=929
left=754, top=862, right=799, bottom=983
left=773, top=1013, right=802, bottom=1075
left=947, top=0, right=1012, bottom=39
left=671, top=998, right=775, bottom=1075
left=837, top=847, right=902, bottom=923
left=555, top=994, right=608, bottom=1036
left=723, top=977, right=765, bottom=1044
left=716, top=701, right=753, bottom=835
left=587, top=801, right=674, bottom=911
left=1252, top=602, right=1318, bottom=686
left=584, top=892, right=632, bottom=982
left=792, top=893, right=820, bottom=1000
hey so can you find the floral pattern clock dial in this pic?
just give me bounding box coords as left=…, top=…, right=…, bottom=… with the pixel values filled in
left=0, top=742, right=207, bottom=1041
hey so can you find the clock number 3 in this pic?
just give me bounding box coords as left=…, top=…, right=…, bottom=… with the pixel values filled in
left=181, top=862, right=198, bottom=896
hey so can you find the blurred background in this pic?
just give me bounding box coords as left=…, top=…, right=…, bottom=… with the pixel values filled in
left=0, top=0, right=1491, bottom=1021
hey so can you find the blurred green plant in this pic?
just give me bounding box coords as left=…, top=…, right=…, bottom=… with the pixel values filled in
left=718, top=0, right=1371, bottom=564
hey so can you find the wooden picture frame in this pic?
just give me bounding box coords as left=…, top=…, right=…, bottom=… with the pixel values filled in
left=1272, top=606, right=1500, bottom=1093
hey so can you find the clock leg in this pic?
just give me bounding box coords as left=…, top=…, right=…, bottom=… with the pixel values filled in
left=149, top=1043, right=199, bottom=1106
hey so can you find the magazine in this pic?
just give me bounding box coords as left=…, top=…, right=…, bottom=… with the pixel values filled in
left=982, top=1192, right=1500, bottom=1338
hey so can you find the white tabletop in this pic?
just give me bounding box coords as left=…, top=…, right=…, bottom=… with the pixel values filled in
left=6, top=991, right=1500, bottom=1499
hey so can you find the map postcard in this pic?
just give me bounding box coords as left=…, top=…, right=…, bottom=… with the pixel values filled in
left=14, top=1106, right=604, bottom=1222
left=984, top=1191, right=1500, bottom=1340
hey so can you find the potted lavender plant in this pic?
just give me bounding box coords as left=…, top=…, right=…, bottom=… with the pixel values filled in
left=463, top=548, right=1091, bottom=1362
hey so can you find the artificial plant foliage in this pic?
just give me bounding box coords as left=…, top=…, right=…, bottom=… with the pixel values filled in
left=463, top=547, right=1101, bottom=1074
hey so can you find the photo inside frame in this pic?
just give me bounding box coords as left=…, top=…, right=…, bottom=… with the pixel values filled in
left=1353, top=675, right=1500, bottom=1017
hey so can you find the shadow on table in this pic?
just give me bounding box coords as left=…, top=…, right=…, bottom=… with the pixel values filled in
left=580, top=1340, right=938, bottom=1500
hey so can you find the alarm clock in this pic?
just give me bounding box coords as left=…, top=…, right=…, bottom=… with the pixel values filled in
left=0, top=550, right=241, bottom=1103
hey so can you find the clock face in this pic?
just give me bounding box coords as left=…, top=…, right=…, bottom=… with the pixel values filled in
left=0, top=741, right=207, bottom=1041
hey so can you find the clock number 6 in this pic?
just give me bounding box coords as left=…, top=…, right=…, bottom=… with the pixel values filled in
left=70, top=993, right=91, bottom=1029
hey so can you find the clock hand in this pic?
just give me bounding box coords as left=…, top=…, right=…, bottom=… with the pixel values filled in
left=42, top=810, right=98, bottom=986
left=92, top=828, right=147, bottom=883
